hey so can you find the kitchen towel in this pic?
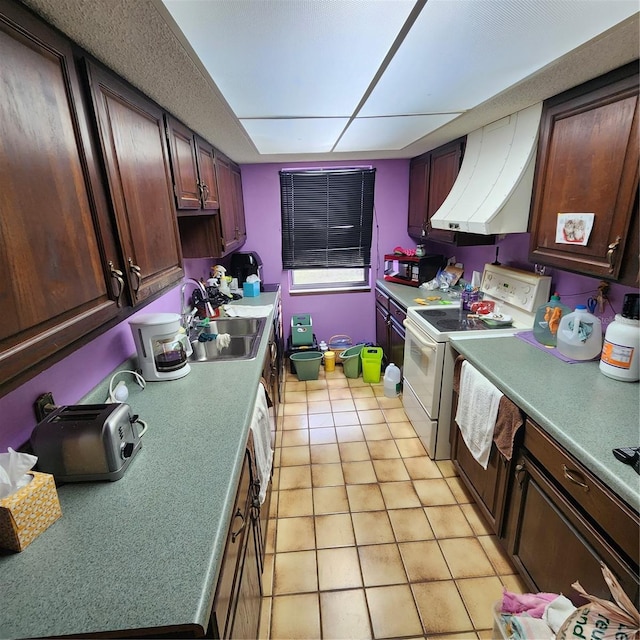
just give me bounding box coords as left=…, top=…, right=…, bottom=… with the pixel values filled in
left=453, top=356, right=523, bottom=461
left=455, top=360, right=503, bottom=469
left=224, top=304, right=273, bottom=318
left=250, top=382, right=273, bottom=504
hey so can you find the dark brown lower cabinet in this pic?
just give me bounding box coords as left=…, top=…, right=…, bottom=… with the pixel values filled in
left=450, top=391, right=512, bottom=535
left=211, top=431, right=268, bottom=639
left=450, top=383, right=639, bottom=605
left=504, top=449, right=639, bottom=605
left=501, top=418, right=639, bottom=605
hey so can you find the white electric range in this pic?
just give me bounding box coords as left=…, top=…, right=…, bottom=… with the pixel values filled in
left=402, top=264, right=551, bottom=459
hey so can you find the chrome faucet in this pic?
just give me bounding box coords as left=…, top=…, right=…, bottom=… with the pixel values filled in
left=180, top=278, right=208, bottom=331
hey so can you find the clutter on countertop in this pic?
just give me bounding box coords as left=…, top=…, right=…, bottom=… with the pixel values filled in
left=0, top=449, right=62, bottom=552
left=600, top=292, right=640, bottom=382
left=556, top=305, right=603, bottom=361
left=533, top=292, right=572, bottom=347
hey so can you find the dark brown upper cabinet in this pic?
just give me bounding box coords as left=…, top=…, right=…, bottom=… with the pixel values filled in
left=408, top=138, right=494, bottom=247
left=528, top=63, right=639, bottom=283
left=216, top=152, right=247, bottom=255
left=165, top=115, right=219, bottom=213
left=0, top=0, right=122, bottom=394
left=85, top=60, right=184, bottom=304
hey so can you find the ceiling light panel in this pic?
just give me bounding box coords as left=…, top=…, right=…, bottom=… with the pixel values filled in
left=360, top=0, right=639, bottom=117
left=335, top=113, right=461, bottom=152
left=240, top=117, right=349, bottom=154
left=162, top=0, right=415, bottom=119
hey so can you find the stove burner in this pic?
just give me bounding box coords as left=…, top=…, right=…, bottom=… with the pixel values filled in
left=417, top=309, right=448, bottom=318
left=439, top=319, right=468, bottom=330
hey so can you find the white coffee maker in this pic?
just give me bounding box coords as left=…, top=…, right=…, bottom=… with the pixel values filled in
left=129, top=313, right=191, bottom=381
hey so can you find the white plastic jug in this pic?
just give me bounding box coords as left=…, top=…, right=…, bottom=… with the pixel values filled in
left=383, top=363, right=401, bottom=398
left=556, top=305, right=602, bottom=361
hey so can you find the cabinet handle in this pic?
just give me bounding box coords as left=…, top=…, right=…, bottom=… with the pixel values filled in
left=201, top=183, right=210, bottom=202
left=515, top=462, right=526, bottom=487
left=108, top=261, right=125, bottom=308
left=231, top=508, right=246, bottom=542
left=128, top=258, right=142, bottom=294
left=606, top=236, right=621, bottom=273
left=562, top=464, right=590, bottom=492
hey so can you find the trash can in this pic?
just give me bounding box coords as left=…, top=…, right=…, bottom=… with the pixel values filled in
left=287, top=335, right=319, bottom=373
left=290, top=351, right=323, bottom=381
left=361, top=347, right=384, bottom=383
left=341, top=344, right=364, bottom=378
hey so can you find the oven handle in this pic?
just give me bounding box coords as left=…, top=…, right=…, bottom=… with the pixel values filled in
left=403, top=319, right=437, bottom=352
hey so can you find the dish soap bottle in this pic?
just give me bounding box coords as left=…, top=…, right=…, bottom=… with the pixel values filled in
left=600, top=293, right=640, bottom=382
left=533, top=293, right=571, bottom=346
left=557, top=305, right=602, bottom=360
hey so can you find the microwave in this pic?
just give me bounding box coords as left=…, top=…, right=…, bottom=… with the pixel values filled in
left=383, top=254, right=446, bottom=287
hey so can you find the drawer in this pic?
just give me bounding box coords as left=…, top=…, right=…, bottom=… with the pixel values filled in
left=523, top=418, right=639, bottom=564
left=389, top=299, right=406, bottom=324
left=375, top=287, right=389, bottom=310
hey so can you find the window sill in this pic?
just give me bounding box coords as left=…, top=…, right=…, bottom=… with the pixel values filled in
left=288, top=285, right=371, bottom=295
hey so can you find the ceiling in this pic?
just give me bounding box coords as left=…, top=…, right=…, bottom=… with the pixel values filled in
left=20, top=0, right=640, bottom=164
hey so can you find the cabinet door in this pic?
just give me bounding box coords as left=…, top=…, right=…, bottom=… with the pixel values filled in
left=529, top=66, right=639, bottom=280
left=229, top=513, right=262, bottom=640
left=0, top=0, right=121, bottom=391
left=375, top=303, right=390, bottom=361
left=425, top=141, right=462, bottom=244
left=388, top=300, right=406, bottom=371
left=165, top=115, right=201, bottom=210
left=504, top=452, right=639, bottom=605
left=213, top=450, right=251, bottom=639
left=86, top=61, right=183, bottom=304
left=408, top=155, right=429, bottom=239
left=231, top=165, right=247, bottom=242
left=216, top=153, right=246, bottom=255
left=195, top=136, right=219, bottom=210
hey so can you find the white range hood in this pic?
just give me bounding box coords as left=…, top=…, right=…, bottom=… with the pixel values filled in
left=430, top=102, right=543, bottom=235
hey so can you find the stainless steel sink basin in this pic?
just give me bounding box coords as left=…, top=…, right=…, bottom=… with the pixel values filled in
left=188, top=317, right=266, bottom=362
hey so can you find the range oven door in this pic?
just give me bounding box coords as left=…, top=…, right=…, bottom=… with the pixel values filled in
left=402, top=319, right=445, bottom=458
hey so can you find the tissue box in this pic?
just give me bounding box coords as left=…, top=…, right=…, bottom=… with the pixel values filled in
left=243, top=281, right=260, bottom=297
left=0, top=472, right=62, bottom=552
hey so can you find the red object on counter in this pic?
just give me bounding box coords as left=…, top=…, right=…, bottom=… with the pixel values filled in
left=470, top=301, right=495, bottom=314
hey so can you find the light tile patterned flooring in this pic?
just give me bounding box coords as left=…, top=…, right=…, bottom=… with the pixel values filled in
left=260, top=365, right=528, bottom=639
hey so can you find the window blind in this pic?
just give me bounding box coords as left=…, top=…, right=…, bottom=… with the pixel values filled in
left=280, top=168, right=376, bottom=270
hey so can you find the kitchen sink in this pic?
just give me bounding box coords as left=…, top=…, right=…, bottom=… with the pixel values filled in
left=188, top=317, right=266, bottom=362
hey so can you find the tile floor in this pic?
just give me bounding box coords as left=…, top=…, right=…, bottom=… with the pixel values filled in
left=259, top=364, right=527, bottom=639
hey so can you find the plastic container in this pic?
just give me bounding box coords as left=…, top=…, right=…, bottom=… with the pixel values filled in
left=383, top=363, right=401, bottom=397
left=533, top=293, right=572, bottom=347
left=324, top=350, right=336, bottom=372
left=328, top=335, right=352, bottom=362
left=290, top=351, right=323, bottom=381
left=291, top=314, right=313, bottom=346
left=557, top=305, right=603, bottom=361
left=341, top=345, right=364, bottom=378
left=361, top=347, right=384, bottom=383
left=286, top=334, right=319, bottom=373
left=600, top=293, right=640, bottom=382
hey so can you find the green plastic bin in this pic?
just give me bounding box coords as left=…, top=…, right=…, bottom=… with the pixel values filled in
left=361, top=347, right=384, bottom=383
left=290, top=351, right=323, bottom=381
left=341, top=344, right=364, bottom=378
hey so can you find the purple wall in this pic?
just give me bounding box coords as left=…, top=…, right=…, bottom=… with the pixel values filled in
left=0, top=289, right=181, bottom=451
left=234, top=159, right=414, bottom=345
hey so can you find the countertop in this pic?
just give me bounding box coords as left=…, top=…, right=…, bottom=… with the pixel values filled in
left=451, top=336, right=640, bottom=510
left=0, top=292, right=279, bottom=640
left=375, top=278, right=462, bottom=308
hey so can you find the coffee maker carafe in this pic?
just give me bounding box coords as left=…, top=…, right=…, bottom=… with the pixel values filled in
left=129, top=313, right=191, bottom=381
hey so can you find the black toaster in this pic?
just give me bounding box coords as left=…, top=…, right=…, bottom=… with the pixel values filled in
left=31, top=404, right=146, bottom=482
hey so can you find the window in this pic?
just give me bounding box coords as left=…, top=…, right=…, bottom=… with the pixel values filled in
left=280, top=168, right=376, bottom=292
